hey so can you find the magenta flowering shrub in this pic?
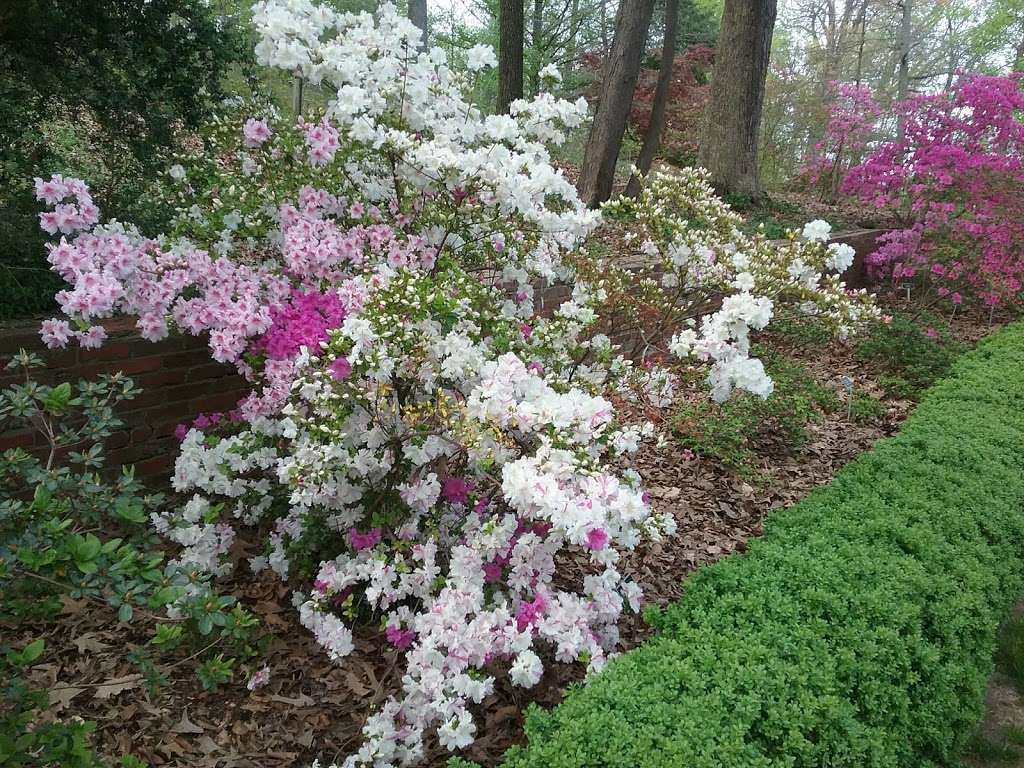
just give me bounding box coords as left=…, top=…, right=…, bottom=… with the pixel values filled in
left=802, top=81, right=882, bottom=195
left=30, top=3, right=876, bottom=765
left=841, top=73, right=1024, bottom=309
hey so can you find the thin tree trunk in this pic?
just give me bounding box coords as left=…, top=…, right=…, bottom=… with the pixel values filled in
left=565, top=0, right=580, bottom=77
left=531, top=0, right=545, bottom=94
left=1014, top=24, right=1024, bottom=72
left=599, top=0, right=610, bottom=56
left=625, top=0, right=679, bottom=197
left=292, top=76, right=304, bottom=115
left=497, top=0, right=525, bottom=113
left=697, top=0, right=777, bottom=197
left=854, top=0, right=868, bottom=86
left=896, top=0, right=912, bottom=137
left=578, top=0, right=656, bottom=207
left=409, top=0, right=428, bottom=51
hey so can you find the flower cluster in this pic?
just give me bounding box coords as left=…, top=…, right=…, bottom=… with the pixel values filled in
left=32, top=3, right=875, bottom=765
left=841, top=73, right=1024, bottom=309
left=595, top=168, right=879, bottom=401
left=34, top=174, right=99, bottom=236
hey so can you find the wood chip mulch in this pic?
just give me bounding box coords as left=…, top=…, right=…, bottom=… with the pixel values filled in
left=7, top=303, right=1001, bottom=768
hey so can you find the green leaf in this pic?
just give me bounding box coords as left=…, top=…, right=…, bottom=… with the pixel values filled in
left=31, top=484, right=52, bottom=513
left=197, top=614, right=214, bottom=636
left=21, top=638, right=45, bottom=664
left=118, top=603, right=134, bottom=623
left=43, top=382, right=73, bottom=413
left=115, top=497, right=147, bottom=524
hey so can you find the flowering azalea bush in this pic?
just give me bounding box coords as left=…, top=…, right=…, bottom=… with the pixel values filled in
left=801, top=81, right=882, bottom=197
left=30, top=2, right=876, bottom=765
left=589, top=168, right=878, bottom=402
left=840, top=73, right=1024, bottom=310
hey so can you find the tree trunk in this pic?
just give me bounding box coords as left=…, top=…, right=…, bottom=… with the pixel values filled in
left=409, top=0, right=428, bottom=51
left=565, top=0, right=580, bottom=77
left=625, top=0, right=679, bottom=197
left=696, top=0, right=777, bottom=198
left=531, top=0, right=545, bottom=94
left=895, top=0, right=912, bottom=138
left=578, top=0, right=656, bottom=207
left=854, top=0, right=868, bottom=86
left=497, top=0, right=525, bottom=113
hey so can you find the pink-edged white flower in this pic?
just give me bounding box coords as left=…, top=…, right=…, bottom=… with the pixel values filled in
left=40, top=318, right=72, bottom=349
left=246, top=665, right=271, bottom=691
left=243, top=118, right=272, bottom=148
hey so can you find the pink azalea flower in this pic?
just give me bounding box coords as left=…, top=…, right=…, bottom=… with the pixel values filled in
left=585, top=527, right=609, bottom=551
left=441, top=477, right=472, bottom=504
left=243, top=118, right=272, bottom=148
left=330, top=357, right=353, bottom=380
left=347, top=527, right=382, bottom=551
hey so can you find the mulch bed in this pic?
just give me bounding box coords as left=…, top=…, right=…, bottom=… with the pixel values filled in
left=9, top=301, right=1000, bottom=768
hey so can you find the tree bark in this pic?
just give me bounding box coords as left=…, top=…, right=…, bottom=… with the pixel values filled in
left=497, top=0, right=525, bottom=113
left=625, top=0, right=679, bottom=197
left=577, top=0, right=656, bottom=207
left=531, top=0, right=545, bottom=94
left=895, top=0, right=912, bottom=138
left=409, top=0, right=428, bottom=51
left=697, top=0, right=777, bottom=198
left=565, top=0, right=580, bottom=76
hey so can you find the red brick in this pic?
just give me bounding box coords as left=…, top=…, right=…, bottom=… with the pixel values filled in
left=77, top=355, right=162, bottom=380
left=0, top=430, right=36, bottom=452
left=187, top=362, right=236, bottom=382
left=134, top=368, right=189, bottom=389
left=165, top=381, right=222, bottom=404
left=116, top=388, right=166, bottom=413
left=191, top=390, right=247, bottom=413
left=105, top=430, right=130, bottom=450
left=81, top=341, right=136, bottom=362
left=134, top=453, right=175, bottom=478
left=162, top=348, right=215, bottom=370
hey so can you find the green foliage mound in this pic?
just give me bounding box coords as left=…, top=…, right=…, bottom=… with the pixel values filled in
left=504, top=322, right=1024, bottom=768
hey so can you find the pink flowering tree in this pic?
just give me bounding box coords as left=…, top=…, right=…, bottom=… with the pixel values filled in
left=801, top=81, right=883, bottom=199
left=842, top=73, right=1024, bottom=310
left=31, top=3, right=877, bottom=764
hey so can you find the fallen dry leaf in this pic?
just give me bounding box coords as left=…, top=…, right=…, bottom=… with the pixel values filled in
left=49, top=685, right=85, bottom=710
left=92, top=675, right=143, bottom=700
left=173, top=709, right=205, bottom=735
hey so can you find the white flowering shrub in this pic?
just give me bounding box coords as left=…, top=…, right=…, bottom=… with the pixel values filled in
left=594, top=170, right=878, bottom=401
left=30, top=3, right=876, bottom=765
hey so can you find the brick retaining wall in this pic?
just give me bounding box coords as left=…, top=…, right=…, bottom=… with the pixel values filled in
left=0, top=316, right=248, bottom=478
left=0, top=230, right=888, bottom=481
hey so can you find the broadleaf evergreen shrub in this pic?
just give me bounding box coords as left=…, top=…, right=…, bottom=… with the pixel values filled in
left=504, top=322, right=1024, bottom=768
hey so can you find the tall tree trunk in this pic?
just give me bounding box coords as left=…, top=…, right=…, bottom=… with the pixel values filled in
left=853, top=0, right=868, bottom=86
left=497, top=0, right=525, bottom=113
left=409, top=0, right=428, bottom=51
left=697, top=0, right=777, bottom=197
left=599, top=0, right=610, bottom=56
left=531, top=0, right=545, bottom=94
left=577, top=0, right=656, bottom=207
left=896, top=0, right=912, bottom=138
left=1013, top=23, right=1024, bottom=72
left=565, top=0, right=580, bottom=77
left=625, top=0, right=679, bottom=197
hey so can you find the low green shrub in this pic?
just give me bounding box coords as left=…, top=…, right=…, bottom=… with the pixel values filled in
left=0, top=351, right=262, bottom=767
left=848, top=390, right=887, bottom=423
left=504, top=323, right=1024, bottom=768
left=673, top=352, right=839, bottom=474
left=855, top=312, right=964, bottom=397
